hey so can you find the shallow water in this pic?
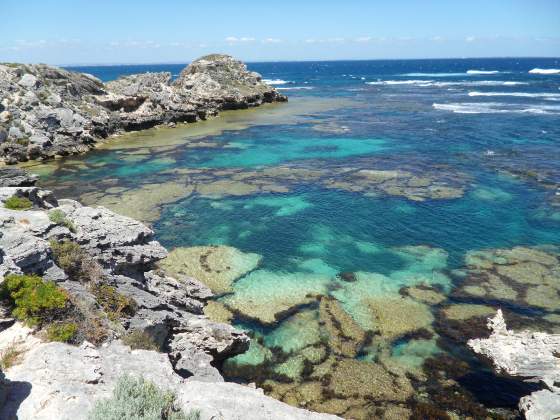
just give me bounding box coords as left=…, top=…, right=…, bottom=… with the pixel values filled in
left=36, top=58, right=560, bottom=418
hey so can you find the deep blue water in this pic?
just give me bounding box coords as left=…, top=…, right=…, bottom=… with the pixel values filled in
left=39, top=57, right=560, bottom=416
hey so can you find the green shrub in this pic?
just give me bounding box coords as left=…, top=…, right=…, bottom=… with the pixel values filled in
left=48, top=209, right=76, bottom=233
left=87, top=375, right=200, bottom=420
left=46, top=322, right=78, bottom=342
left=0, top=274, right=69, bottom=326
left=122, top=330, right=160, bottom=351
left=90, top=284, right=137, bottom=321
left=50, top=239, right=85, bottom=278
left=3, top=195, right=32, bottom=210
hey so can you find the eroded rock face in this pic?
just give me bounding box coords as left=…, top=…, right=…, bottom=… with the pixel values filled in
left=468, top=310, right=560, bottom=420
left=0, top=332, right=337, bottom=420
left=0, top=55, right=286, bottom=164
left=0, top=172, right=249, bottom=384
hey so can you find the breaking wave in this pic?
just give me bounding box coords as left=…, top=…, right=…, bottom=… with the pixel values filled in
left=433, top=102, right=560, bottom=114
left=367, top=80, right=528, bottom=87
left=263, top=79, right=292, bottom=85
left=528, top=68, right=560, bottom=75
left=276, top=86, right=314, bottom=90
left=468, top=91, right=560, bottom=100
left=466, top=70, right=500, bottom=75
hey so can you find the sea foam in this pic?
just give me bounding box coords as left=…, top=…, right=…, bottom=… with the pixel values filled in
left=433, top=102, right=560, bottom=114
left=466, top=70, right=500, bottom=75
left=528, top=68, right=560, bottom=75
left=366, top=80, right=432, bottom=85
left=468, top=91, right=560, bottom=100
left=276, top=86, right=314, bottom=90
left=402, top=72, right=472, bottom=77
left=366, top=80, right=527, bottom=87
left=263, top=79, right=292, bottom=85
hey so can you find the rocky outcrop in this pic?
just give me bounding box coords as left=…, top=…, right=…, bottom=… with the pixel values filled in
left=0, top=167, right=248, bottom=382
left=468, top=310, right=560, bottom=420
left=0, top=325, right=338, bottom=420
left=0, top=55, right=287, bottom=163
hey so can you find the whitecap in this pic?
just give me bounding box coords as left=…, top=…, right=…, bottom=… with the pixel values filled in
left=367, top=80, right=527, bottom=87
left=528, top=68, right=560, bottom=75
left=401, top=72, right=470, bottom=77
left=468, top=91, right=560, bottom=99
left=366, top=80, right=433, bottom=85
left=276, top=86, right=314, bottom=90
left=263, top=79, right=292, bottom=85
left=433, top=102, right=560, bottom=114
left=466, top=70, right=500, bottom=75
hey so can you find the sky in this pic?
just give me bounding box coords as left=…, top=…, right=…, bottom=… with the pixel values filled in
left=1, top=0, right=559, bottom=65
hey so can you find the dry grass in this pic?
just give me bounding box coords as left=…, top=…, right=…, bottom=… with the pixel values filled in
left=0, top=342, right=24, bottom=370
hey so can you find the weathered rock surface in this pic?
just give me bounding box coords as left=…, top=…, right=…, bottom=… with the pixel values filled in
left=0, top=170, right=248, bottom=383
left=0, top=167, right=38, bottom=187
left=468, top=310, right=560, bottom=420
left=0, top=55, right=286, bottom=163
left=0, top=326, right=338, bottom=420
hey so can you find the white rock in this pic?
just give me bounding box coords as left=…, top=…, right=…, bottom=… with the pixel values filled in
left=468, top=310, right=560, bottom=420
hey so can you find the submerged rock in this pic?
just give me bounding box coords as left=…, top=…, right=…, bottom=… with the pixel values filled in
left=160, top=245, right=261, bottom=294
left=455, top=246, right=560, bottom=312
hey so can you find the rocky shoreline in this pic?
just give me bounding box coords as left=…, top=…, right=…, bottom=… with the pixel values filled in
left=0, top=166, right=336, bottom=419
left=0, top=54, right=286, bottom=164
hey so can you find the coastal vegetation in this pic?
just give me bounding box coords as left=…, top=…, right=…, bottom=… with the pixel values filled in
left=3, top=195, right=32, bottom=210
left=87, top=375, right=200, bottom=420
left=122, top=330, right=160, bottom=351
left=0, top=274, right=70, bottom=327
left=48, top=209, right=76, bottom=232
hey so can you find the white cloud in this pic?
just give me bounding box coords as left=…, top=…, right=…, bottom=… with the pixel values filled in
left=262, top=38, right=282, bottom=44
left=225, top=36, right=255, bottom=44
left=465, top=36, right=476, bottom=42
left=355, top=36, right=372, bottom=43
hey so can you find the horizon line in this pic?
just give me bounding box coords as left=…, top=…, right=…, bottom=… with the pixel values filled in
left=54, top=55, right=560, bottom=68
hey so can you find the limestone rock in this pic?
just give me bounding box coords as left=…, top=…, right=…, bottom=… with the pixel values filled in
left=0, top=55, right=286, bottom=164
left=0, top=168, right=38, bottom=187
left=60, top=200, right=167, bottom=273
left=468, top=310, right=560, bottom=420
left=0, top=325, right=336, bottom=420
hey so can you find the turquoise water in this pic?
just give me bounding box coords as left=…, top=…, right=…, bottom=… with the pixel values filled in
left=38, top=58, right=560, bottom=418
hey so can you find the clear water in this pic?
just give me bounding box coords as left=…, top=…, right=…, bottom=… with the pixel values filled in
left=35, top=58, right=560, bottom=417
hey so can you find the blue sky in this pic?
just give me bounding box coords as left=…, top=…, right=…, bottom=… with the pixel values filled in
left=1, top=0, right=559, bottom=64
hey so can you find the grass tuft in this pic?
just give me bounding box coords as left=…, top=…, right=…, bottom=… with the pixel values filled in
left=4, top=195, right=32, bottom=210
left=48, top=209, right=76, bottom=233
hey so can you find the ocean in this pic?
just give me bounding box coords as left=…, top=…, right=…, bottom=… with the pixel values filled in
left=34, top=57, right=560, bottom=417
